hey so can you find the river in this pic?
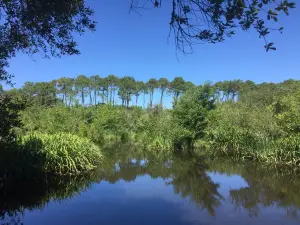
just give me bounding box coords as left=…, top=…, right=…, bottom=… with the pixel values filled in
left=1, top=151, right=299, bottom=225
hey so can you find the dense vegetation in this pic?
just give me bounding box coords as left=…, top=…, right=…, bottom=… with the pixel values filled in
left=1, top=76, right=300, bottom=174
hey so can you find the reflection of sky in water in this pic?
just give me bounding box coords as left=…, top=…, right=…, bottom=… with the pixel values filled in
left=14, top=172, right=299, bottom=225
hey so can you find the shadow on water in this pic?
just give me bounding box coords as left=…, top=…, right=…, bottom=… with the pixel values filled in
left=1, top=148, right=300, bottom=224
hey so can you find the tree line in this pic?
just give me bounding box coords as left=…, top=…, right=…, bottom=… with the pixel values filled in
left=5, top=75, right=195, bottom=108
left=3, top=77, right=300, bottom=108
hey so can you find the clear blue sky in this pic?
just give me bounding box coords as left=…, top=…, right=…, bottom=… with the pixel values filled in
left=6, top=0, right=300, bottom=88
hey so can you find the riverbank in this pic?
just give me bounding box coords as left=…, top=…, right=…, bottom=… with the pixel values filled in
left=1, top=79, right=300, bottom=172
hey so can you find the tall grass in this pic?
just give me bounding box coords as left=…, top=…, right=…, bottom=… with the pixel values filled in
left=21, top=132, right=103, bottom=174
left=201, top=101, right=300, bottom=167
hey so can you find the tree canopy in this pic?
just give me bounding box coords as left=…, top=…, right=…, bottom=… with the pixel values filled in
left=130, top=0, right=295, bottom=53
left=0, top=0, right=96, bottom=82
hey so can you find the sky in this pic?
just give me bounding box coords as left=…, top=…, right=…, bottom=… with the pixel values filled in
left=5, top=0, right=300, bottom=89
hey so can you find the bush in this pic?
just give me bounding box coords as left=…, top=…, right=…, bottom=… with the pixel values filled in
left=203, top=102, right=279, bottom=159
left=133, top=110, right=187, bottom=151
left=173, top=84, right=216, bottom=148
left=21, top=133, right=103, bottom=174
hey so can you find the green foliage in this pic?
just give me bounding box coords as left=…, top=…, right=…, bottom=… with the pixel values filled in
left=75, top=75, right=90, bottom=105
left=118, top=76, right=136, bottom=107
left=170, top=77, right=186, bottom=105
left=19, top=104, right=190, bottom=152
left=21, top=132, right=102, bottom=174
left=133, top=109, right=188, bottom=151
left=146, top=78, right=158, bottom=107
left=1, top=0, right=95, bottom=82
left=173, top=83, right=216, bottom=147
left=3, top=77, right=300, bottom=168
left=157, top=78, right=169, bottom=106
left=203, top=102, right=279, bottom=159
left=0, top=94, right=24, bottom=144
left=271, top=90, right=300, bottom=134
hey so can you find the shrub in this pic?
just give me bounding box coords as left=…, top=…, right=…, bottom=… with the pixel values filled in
left=203, top=102, right=279, bottom=159
left=173, top=84, right=216, bottom=148
left=21, top=133, right=103, bottom=174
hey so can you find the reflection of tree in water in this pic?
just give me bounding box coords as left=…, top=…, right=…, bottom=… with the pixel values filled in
left=166, top=158, right=223, bottom=216
left=208, top=159, right=300, bottom=219
left=0, top=150, right=223, bottom=223
left=0, top=173, right=98, bottom=224
left=99, top=151, right=223, bottom=216
left=5, top=150, right=300, bottom=224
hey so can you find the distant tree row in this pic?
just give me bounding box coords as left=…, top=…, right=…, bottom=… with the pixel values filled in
left=3, top=77, right=300, bottom=108
left=4, top=75, right=195, bottom=108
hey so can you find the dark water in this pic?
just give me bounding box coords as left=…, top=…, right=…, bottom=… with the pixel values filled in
left=1, top=152, right=300, bottom=225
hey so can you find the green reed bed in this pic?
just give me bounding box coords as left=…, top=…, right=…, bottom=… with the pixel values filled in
left=21, top=132, right=103, bottom=175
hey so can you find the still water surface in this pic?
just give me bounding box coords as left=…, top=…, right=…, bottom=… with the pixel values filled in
left=1, top=152, right=300, bottom=225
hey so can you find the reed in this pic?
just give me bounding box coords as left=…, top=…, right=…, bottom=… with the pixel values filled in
left=21, top=132, right=103, bottom=174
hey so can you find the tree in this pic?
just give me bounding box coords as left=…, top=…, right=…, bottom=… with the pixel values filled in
left=141, top=82, right=148, bottom=108
left=20, top=81, right=58, bottom=106
left=184, top=81, right=196, bottom=92
left=57, top=77, right=74, bottom=105
left=101, top=77, right=110, bottom=104
left=0, top=0, right=96, bottom=83
left=90, top=75, right=101, bottom=105
left=214, top=80, right=242, bottom=101
left=107, top=75, right=119, bottom=106
left=118, top=76, right=136, bottom=107
left=133, top=81, right=144, bottom=106
left=33, top=82, right=58, bottom=106
left=158, top=78, right=169, bottom=107
left=0, top=94, right=24, bottom=143
left=170, top=77, right=185, bottom=106
left=75, top=75, right=90, bottom=105
left=130, top=0, right=295, bottom=53
left=173, top=83, right=216, bottom=148
left=147, top=78, right=157, bottom=108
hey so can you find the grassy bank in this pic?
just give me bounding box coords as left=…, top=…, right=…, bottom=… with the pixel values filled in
left=0, top=133, right=102, bottom=176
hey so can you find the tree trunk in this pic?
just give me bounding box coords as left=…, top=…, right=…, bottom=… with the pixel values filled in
left=150, top=91, right=153, bottom=108
left=69, top=97, right=72, bottom=107
left=94, top=91, right=97, bottom=105
left=160, top=90, right=164, bottom=107
left=81, top=90, right=84, bottom=105
left=109, top=89, right=112, bottom=104
left=106, top=90, right=109, bottom=104
left=102, top=90, right=105, bottom=103
left=136, top=95, right=139, bottom=106
left=112, top=89, right=115, bottom=106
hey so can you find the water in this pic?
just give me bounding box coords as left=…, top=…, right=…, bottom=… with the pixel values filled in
left=1, top=152, right=300, bottom=225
